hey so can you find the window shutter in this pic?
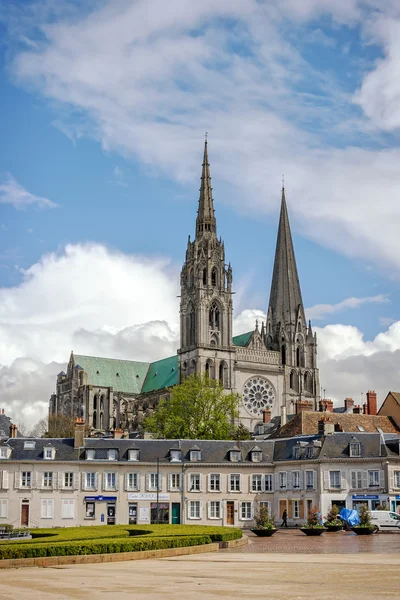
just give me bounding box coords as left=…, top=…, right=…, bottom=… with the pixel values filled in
left=147, top=473, right=152, bottom=491
left=299, top=499, right=304, bottom=520
left=288, top=499, right=293, bottom=519
left=158, top=473, right=162, bottom=491
left=249, top=474, right=253, bottom=492
left=207, top=501, right=211, bottom=520
left=390, top=471, right=395, bottom=490
left=362, top=470, right=368, bottom=489
left=168, top=473, right=172, bottom=492
left=57, top=472, right=63, bottom=490
left=1, top=471, right=8, bottom=490
left=287, top=472, right=293, bottom=490
left=275, top=473, right=279, bottom=490
left=351, top=471, right=356, bottom=489
left=187, top=502, right=191, bottom=520
left=268, top=474, right=274, bottom=491
left=0, top=499, right=7, bottom=519
left=115, top=474, right=120, bottom=491
left=103, top=473, right=108, bottom=491
left=198, top=474, right=202, bottom=492
left=31, top=472, right=37, bottom=489
left=40, top=499, right=47, bottom=519
left=250, top=501, right=255, bottom=520
left=323, top=471, right=330, bottom=490
left=94, top=472, right=99, bottom=491
left=379, top=470, right=385, bottom=488
left=298, top=471, right=304, bottom=490
left=73, top=472, right=79, bottom=490
left=37, top=473, right=43, bottom=490
left=125, top=472, right=130, bottom=491
left=14, top=471, right=21, bottom=489
left=207, top=474, right=211, bottom=493
left=312, top=470, right=317, bottom=490
left=82, top=472, right=87, bottom=491
left=137, top=471, right=141, bottom=491
left=341, top=471, right=347, bottom=490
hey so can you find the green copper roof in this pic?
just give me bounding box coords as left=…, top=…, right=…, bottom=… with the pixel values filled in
left=232, top=331, right=253, bottom=347
left=141, top=355, right=179, bottom=393
left=74, top=354, right=149, bottom=394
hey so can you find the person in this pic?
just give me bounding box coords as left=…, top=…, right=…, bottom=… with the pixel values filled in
left=281, top=509, right=288, bottom=528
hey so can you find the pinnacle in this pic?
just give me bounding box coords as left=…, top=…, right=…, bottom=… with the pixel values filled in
left=196, top=139, right=216, bottom=237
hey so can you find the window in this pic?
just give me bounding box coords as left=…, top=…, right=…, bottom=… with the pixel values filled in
left=85, top=501, right=95, bottom=519
left=23, top=441, right=35, bottom=450
left=148, top=473, right=162, bottom=491
left=230, top=451, right=241, bottom=462
left=104, top=472, right=117, bottom=491
left=188, top=500, right=201, bottom=519
left=259, top=501, right=271, bottom=513
left=40, top=499, right=54, bottom=519
left=251, top=451, right=262, bottom=463
left=21, top=471, right=31, bottom=488
left=368, top=470, right=379, bottom=487
left=351, top=470, right=366, bottom=489
left=107, top=449, right=118, bottom=461
left=330, top=471, right=341, bottom=489
left=349, top=442, right=361, bottom=457
left=240, top=502, right=253, bottom=520
left=189, top=473, right=201, bottom=492
left=209, top=474, right=221, bottom=492
left=292, top=471, right=300, bottom=489
left=264, top=474, right=273, bottom=492
left=209, top=302, right=220, bottom=330
left=43, top=472, right=53, bottom=488
left=394, top=471, right=400, bottom=489
left=126, top=472, right=140, bottom=491
left=294, top=447, right=301, bottom=459
left=0, top=499, right=7, bottom=519
left=168, top=473, right=181, bottom=491
left=279, top=472, right=287, bottom=490
left=252, top=474, right=263, bottom=492
left=306, top=447, right=314, bottom=459
left=44, top=447, right=54, bottom=460
left=64, top=472, right=74, bottom=488
left=190, top=450, right=201, bottom=462
left=170, top=449, right=181, bottom=462
left=61, top=499, right=75, bottom=519
left=305, top=470, right=314, bottom=490
left=209, top=501, right=221, bottom=519
left=229, top=474, right=241, bottom=492
left=0, top=471, right=8, bottom=490
left=86, top=449, right=95, bottom=460
left=0, top=448, right=8, bottom=459
left=84, top=472, right=97, bottom=490
left=128, top=449, right=140, bottom=461
left=293, top=500, right=300, bottom=519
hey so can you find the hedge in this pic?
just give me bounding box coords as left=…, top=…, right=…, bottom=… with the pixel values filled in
left=0, top=534, right=213, bottom=560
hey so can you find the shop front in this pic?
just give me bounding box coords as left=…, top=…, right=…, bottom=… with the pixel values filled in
left=352, top=494, right=382, bottom=511
left=127, top=493, right=173, bottom=524
left=84, top=495, right=117, bottom=524
left=391, top=495, right=400, bottom=514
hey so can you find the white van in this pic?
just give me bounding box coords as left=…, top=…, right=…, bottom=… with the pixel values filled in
left=370, top=511, right=400, bottom=532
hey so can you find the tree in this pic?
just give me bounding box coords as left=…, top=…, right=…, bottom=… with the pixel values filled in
left=46, top=414, right=76, bottom=438
left=144, top=374, right=241, bottom=439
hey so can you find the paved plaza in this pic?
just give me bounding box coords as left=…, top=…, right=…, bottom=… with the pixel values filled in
left=0, top=531, right=399, bottom=600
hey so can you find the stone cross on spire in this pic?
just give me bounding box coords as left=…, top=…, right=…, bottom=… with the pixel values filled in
left=196, top=137, right=216, bottom=237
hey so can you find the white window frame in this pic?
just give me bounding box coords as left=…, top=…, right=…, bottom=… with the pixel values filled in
left=190, top=450, right=201, bottom=462
left=44, top=448, right=54, bottom=460
left=85, top=472, right=97, bottom=490
left=0, top=499, right=7, bottom=519
left=168, top=473, right=181, bottom=491
left=61, top=498, right=75, bottom=519
left=40, top=498, right=54, bottom=519
left=264, top=474, right=273, bottom=492
left=230, top=451, right=241, bottom=462
left=208, top=473, right=221, bottom=492
left=189, top=473, right=201, bottom=492
left=170, top=450, right=181, bottom=463
left=305, top=470, right=315, bottom=490
left=368, top=470, right=379, bottom=487
left=394, top=471, right=400, bottom=489
left=259, top=500, right=271, bottom=513
left=0, top=448, right=8, bottom=459
left=293, top=499, right=300, bottom=519
left=208, top=500, right=221, bottom=519
left=107, top=449, right=118, bottom=461
left=64, top=472, right=74, bottom=489
left=86, top=449, right=95, bottom=461
left=21, top=471, right=31, bottom=488
left=188, top=500, right=201, bottom=519
left=229, top=473, right=241, bottom=492
left=239, top=501, right=253, bottom=521
left=351, top=470, right=367, bottom=490
left=349, top=443, right=361, bottom=458
left=104, top=472, right=117, bottom=491
left=251, top=474, right=263, bottom=492
left=252, top=451, right=262, bottom=463
left=330, top=470, right=341, bottom=489
left=279, top=471, right=287, bottom=490
left=128, top=449, right=140, bottom=462
left=43, top=472, right=53, bottom=488
left=147, top=472, right=162, bottom=491
left=292, top=471, right=300, bottom=489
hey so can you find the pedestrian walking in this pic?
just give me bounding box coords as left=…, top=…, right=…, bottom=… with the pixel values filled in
left=281, top=509, right=288, bottom=528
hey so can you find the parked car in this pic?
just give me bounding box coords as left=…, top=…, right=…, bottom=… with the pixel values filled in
left=370, top=511, right=400, bottom=532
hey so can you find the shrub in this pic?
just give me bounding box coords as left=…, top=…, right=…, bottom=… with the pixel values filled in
left=253, top=504, right=275, bottom=530
left=324, top=504, right=342, bottom=526
left=356, top=505, right=373, bottom=529
left=303, top=506, right=324, bottom=529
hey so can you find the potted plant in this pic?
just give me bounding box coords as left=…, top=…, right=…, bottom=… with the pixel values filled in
left=324, top=504, right=343, bottom=532
left=251, top=503, right=277, bottom=537
left=300, top=506, right=326, bottom=536
left=352, top=505, right=375, bottom=535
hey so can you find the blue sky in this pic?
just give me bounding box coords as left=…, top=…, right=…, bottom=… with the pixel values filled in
left=2, top=0, right=400, bottom=425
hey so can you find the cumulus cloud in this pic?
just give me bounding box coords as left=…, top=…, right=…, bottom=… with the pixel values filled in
left=0, top=173, right=57, bottom=209
left=307, top=294, right=389, bottom=321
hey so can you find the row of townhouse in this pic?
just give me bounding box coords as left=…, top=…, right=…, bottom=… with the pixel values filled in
left=0, top=424, right=400, bottom=528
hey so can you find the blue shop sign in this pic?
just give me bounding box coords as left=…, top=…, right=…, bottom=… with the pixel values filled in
left=352, top=495, right=379, bottom=500
left=395, top=495, right=400, bottom=500
left=84, top=496, right=117, bottom=502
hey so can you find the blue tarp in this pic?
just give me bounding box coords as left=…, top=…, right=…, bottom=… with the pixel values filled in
left=339, top=508, right=360, bottom=526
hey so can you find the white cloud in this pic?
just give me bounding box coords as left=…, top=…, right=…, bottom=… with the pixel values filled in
left=0, top=173, right=57, bottom=209
left=307, top=294, right=389, bottom=321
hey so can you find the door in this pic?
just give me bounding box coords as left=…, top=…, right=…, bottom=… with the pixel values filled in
left=128, top=503, right=137, bottom=525
left=171, top=503, right=180, bottom=524
left=21, top=502, right=29, bottom=527
left=107, top=503, right=116, bottom=525
left=226, top=501, right=234, bottom=525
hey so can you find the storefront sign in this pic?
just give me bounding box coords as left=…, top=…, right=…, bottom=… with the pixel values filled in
left=352, top=495, right=379, bottom=500
left=127, top=493, right=170, bottom=501
left=395, top=496, right=400, bottom=500
left=84, top=496, right=117, bottom=502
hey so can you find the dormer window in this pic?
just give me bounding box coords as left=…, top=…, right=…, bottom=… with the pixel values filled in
left=306, top=447, right=313, bottom=459
left=293, top=447, right=301, bottom=459
left=86, top=449, right=95, bottom=460
left=44, top=447, right=55, bottom=460
left=349, top=442, right=361, bottom=457
left=251, top=451, right=262, bottom=463
left=170, top=449, right=182, bottom=462
left=128, top=449, right=140, bottom=462
left=0, top=447, right=10, bottom=459
left=190, top=450, right=202, bottom=462
left=107, top=449, right=118, bottom=461
left=229, top=450, right=241, bottom=462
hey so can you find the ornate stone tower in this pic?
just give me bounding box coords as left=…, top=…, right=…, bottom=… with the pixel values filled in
left=178, top=139, right=235, bottom=387
left=265, top=186, right=319, bottom=412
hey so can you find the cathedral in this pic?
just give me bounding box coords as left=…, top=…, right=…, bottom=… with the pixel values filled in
left=49, top=140, right=320, bottom=435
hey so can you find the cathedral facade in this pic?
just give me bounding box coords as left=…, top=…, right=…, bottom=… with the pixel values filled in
left=49, top=141, right=319, bottom=434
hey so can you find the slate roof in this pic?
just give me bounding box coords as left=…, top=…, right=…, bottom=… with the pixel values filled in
left=273, top=411, right=400, bottom=438
left=232, top=331, right=253, bottom=347
left=74, top=354, right=149, bottom=394
left=141, top=355, right=179, bottom=394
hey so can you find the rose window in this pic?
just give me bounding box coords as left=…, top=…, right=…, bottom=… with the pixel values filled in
left=242, top=377, right=275, bottom=416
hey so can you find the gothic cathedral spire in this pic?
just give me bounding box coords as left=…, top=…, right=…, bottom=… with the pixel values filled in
left=196, top=139, right=216, bottom=237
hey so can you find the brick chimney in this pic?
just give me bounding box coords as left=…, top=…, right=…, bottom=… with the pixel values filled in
left=344, top=397, right=354, bottom=412
left=113, top=428, right=124, bottom=439
left=353, top=405, right=362, bottom=414
left=74, top=418, right=85, bottom=449
left=296, top=400, right=314, bottom=414
left=263, top=409, right=271, bottom=424
left=319, top=399, right=334, bottom=413
left=9, top=424, right=17, bottom=438
left=362, top=403, right=367, bottom=414
left=318, top=417, right=335, bottom=435
left=366, top=390, right=377, bottom=416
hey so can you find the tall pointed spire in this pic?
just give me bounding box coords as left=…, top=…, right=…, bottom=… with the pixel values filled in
left=196, top=136, right=216, bottom=237
left=268, top=185, right=305, bottom=328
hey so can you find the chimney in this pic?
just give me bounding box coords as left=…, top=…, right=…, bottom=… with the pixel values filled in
left=281, top=406, right=287, bottom=427
left=318, top=417, right=334, bottom=435
left=1, top=409, right=4, bottom=415
left=363, top=403, right=367, bottom=415
left=296, top=400, right=314, bottom=414
left=344, top=397, right=354, bottom=412
left=353, top=405, right=362, bottom=414
left=366, top=390, right=377, bottom=416
left=114, top=428, right=124, bottom=439
left=9, top=424, right=17, bottom=438
left=263, top=409, right=271, bottom=424
left=74, top=418, right=85, bottom=449
left=319, top=399, right=334, bottom=413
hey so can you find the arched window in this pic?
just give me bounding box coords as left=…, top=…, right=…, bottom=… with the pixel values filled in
left=202, top=268, right=207, bottom=286
left=304, top=372, right=313, bottom=393
left=290, top=370, right=299, bottom=392
left=190, top=359, right=196, bottom=375
left=93, top=411, right=97, bottom=429
left=211, top=268, right=217, bottom=287
left=219, top=361, right=228, bottom=388
left=281, top=345, right=286, bottom=365
left=99, top=412, right=104, bottom=429
left=209, top=302, right=220, bottom=330
left=93, top=395, right=98, bottom=410
left=205, top=360, right=215, bottom=379
left=266, top=335, right=273, bottom=350
left=296, top=346, right=304, bottom=368
left=100, top=395, right=104, bottom=411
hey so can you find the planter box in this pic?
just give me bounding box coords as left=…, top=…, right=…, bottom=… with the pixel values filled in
left=324, top=525, right=342, bottom=532
left=300, top=528, right=326, bottom=536
left=351, top=527, right=374, bottom=536
left=250, top=529, right=277, bottom=537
